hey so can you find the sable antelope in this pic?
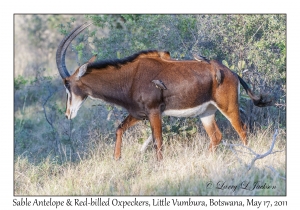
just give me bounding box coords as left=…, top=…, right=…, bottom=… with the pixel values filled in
left=56, top=23, right=272, bottom=161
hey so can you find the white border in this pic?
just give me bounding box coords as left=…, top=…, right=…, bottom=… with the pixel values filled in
left=3, top=0, right=298, bottom=208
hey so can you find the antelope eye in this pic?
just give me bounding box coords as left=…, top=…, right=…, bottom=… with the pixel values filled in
left=65, top=81, right=70, bottom=89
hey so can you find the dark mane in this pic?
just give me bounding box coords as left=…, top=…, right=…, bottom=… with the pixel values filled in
left=88, top=50, right=160, bottom=70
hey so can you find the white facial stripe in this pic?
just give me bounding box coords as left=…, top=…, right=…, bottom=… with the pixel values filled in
left=68, top=94, right=86, bottom=119
left=65, top=86, right=86, bottom=119
left=65, top=87, right=71, bottom=95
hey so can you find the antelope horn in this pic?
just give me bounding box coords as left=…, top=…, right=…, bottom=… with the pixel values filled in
left=56, top=22, right=93, bottom=79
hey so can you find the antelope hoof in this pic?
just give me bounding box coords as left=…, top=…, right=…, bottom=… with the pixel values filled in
left=114, top=154, right=121, bottom=161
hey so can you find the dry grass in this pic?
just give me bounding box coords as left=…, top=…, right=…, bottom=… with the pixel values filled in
left=14, top=125, right=286, bottom=196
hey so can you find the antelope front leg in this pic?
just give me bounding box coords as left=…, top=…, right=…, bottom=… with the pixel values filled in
left=114, top=115, right=139, bottom=160
left=148, top=111, right=163, bottom=161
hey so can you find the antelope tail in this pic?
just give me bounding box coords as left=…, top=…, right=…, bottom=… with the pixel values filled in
left=237, top=75, right=273, bottom=107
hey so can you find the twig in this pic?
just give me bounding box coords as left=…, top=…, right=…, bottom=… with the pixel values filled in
left=266, top=166, right=286, bottom=180
left=42, top=86, right=54, bottom=127
left=140, top=135, right=153, bottom=152
left=246, top=23, right=264, bottom=48
left=274, top=103, right=286, bottom=108
left=222, top=141, right=258, bottom=156
left=42, top=83, right=62, bottom=160
left=246, top=129, right=278, bottom=171
left=222, top=129, right=281, bottom=171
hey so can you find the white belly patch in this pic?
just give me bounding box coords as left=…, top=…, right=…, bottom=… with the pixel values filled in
left=163, top=101, right=217, bottom=117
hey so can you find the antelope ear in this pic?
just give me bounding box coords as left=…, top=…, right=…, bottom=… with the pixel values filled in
left=77, top=63, right=88, bottom=79
left=88, top=54, right=97, bottom=63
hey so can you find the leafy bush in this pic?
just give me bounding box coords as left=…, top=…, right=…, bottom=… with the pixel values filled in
left=14, top=75, right=29, bottom=90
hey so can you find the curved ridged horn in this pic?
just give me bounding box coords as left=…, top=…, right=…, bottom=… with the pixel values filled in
left=56, top=22, right=93, bottom=79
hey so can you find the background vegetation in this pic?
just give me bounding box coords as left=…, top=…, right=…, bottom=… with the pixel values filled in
left=14, top=14, right=286, bottom=195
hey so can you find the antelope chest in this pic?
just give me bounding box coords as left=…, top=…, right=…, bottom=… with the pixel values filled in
left=163, top=101, right=216, bottom=117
